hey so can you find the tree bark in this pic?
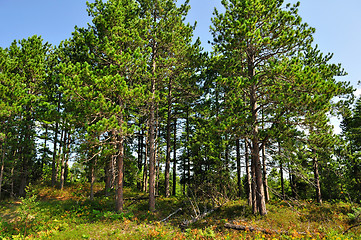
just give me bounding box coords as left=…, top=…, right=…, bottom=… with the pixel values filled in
left=90, top=153, right=97, bottom=201
left=236, top=138, right=242, bottom=198
left=165, top=80, right=172, bottom=197
left=313, top=150, right=322, bottom=204
left=137, top=128, right=143, bottom=191
left=60, top=130, right=68, bottom=190
left=249, top=52, right=267, bottom=215
left=149, top=39, right=157, bottom=211
left=172, top=118, right=177, bottom=196
left=0, top=143, right=4, bottom=200
left=245, top=139, right=252, bottom=207
left=279, top=142, right=285, bottom=199
left=262, top=144, right=269, bottom=202
left=52, top=94, right=61, bottom=187
left=116, top=135, right=124, bottom=213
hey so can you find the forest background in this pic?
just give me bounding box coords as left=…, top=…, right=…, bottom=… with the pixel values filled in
left=1, top=0, right=361, bottom=239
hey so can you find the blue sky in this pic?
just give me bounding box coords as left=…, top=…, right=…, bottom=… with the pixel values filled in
left=0, top=0, right=360, bottom=91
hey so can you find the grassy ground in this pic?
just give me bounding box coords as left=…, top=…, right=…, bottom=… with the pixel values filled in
left=0, top=183, right=360, bottom=239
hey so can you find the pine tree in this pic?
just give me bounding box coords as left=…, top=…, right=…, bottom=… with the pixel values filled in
left=211, top=0, right=351, bottom=215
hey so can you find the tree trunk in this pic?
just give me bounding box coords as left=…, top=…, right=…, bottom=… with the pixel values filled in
left=0, top=143, right=4, bottom=199
left=165, top=81, right=172, bottom=197
left=249, top=51, right=267, bottom=215
left=143, top=133, right=148, bottom=193
left=60, top=130, right=68, bottom=190
left=186, top=107, right=191, bottom=187
left=52, top=94, right=61, bottom=187
left=149, top=43, right=157, bottom=211
left=116, top=135, right=124, bottom=212
left=279, top=142, right=285, bottom=199
left=245, top=139, right=252, bottom=207
left=90, top=154, right=97, bottom=201
left=10, top=167, right=14, bottom=198
left=172, top=118, right=177, bottom=196
left=288, top=162, right=296, bottom=198
left=313, top=150, right=322, bottom=204
left=236, top=138, right=242, bottom=198
left=262, top=144, right=269, bottom=202
left=137, top=129, right=143, bottom=190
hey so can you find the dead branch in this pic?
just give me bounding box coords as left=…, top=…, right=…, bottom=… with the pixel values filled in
left=160, top=208, right=182, bottom=222
left=224, top=223, right=308, bottom=236
left=343, top=223, right=361, bottom=234
left=180, top=203, right=225, bottom=230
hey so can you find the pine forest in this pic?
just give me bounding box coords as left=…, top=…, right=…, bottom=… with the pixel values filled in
left=0, top=0, right=360, bottom=239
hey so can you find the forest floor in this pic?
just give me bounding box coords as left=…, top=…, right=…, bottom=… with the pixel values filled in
left=0, top=183, right=360, bottom=239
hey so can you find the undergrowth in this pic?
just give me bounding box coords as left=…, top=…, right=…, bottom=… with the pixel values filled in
left=0, top=183, right=360, bottom=239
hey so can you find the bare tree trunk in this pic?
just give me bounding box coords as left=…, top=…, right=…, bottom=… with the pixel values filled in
left=156, top=151, right=160, bottom=196
left=165, top=79, right=172, bottom=197
left=262, top=144, right=269, bottom=202
left=0, top=143, right=4, bottom=199
left=149, top=44, right=157, bottom=211
left=60, top=129, right=68, bottom=190
left=250, top=90, right=266, bottom=215
left=90, top=153, right=97, bottom=201
left=10, top=167, right=14, bottom=198
left=245, top=139, right=252, bottom=207
left=186, top=107, right=191, bottom=187
left=236, top=138, right=242, bottom=198
left=143, top=132, right=149, bottom=193
left=279, top=142, right=285, bottom=199
left=52, top=94, right=61, bottom=187
left=116, top=135, right=125, bottom=213
left=137, top=129, right=144, bottom=191
left=172, top=118, right=177, bottom=196
left=313, top=150, right=322, bottom=204
left=288, top=162, right=296, bottom=198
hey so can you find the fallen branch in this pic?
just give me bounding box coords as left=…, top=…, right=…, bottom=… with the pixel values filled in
left=224, top=223, right=308, bottom=236
left=160, top=208, right=182, bottom=222
left=343, top=223, right=361, bottom=234
left=180, top=203, right=225, bottom=229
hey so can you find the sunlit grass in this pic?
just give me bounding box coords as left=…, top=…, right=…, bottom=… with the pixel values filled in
left=0, top=183, right=360, bottom=239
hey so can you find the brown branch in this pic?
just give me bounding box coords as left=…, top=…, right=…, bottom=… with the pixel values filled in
left=224, top=223, right=308, bottom=236
left=160, top=208, right=182, bottom=222
left=343, top=223, right=361, bottom=234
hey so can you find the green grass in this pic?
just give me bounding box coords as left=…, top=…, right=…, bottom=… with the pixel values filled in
left=0, top=183, right=360, bottom=239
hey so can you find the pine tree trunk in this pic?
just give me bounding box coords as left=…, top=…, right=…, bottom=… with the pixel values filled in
left=143, top=133, right=148, bottom=193
left=313, top=150, right=322, bottom=204
left=52, top=94, right=61, bottom=187
left=0, top=143, right=4, bottom=200
left=186, top=107, right=191, bottom=187
left=90, top=154, right=97, bottom=201
left=149, top=47, right=157, bottom=211
left=10, top=167, right=14, bottom=198
left=251, top=155, right=257, bottom=213
left=288, top=162, right=296, bottom=198
left=116, top=135, right=124, bottom=212
left=245, top=139, right=252, bottom=206
left=137, top=129, right=143, bottom=190
left=60, top=130, right=68, bottom=190
left=249, top=52, right=267, bottom=215
left=236, top=138, right=242, bottom=198
left=279, top=142, right=285, bottom=199
left=172, top=118, right=177, bottom=196
left=165, top=80, right=172, bottom=197
left=262, top=144, right=269, bottom=202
